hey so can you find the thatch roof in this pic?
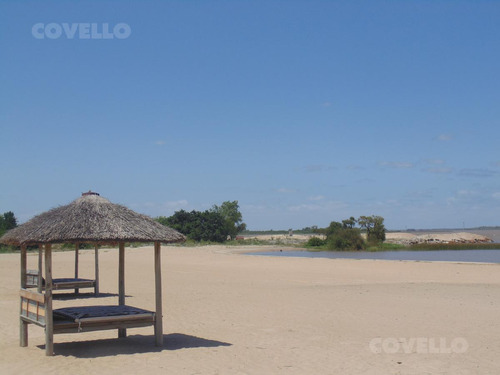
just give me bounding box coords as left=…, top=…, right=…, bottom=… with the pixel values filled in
left=0, top=192, right=186, bottom=246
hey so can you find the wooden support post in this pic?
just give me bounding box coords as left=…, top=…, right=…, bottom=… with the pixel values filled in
left=20, top=245, right=28, bottom=347
left=44, top=244, right=54, bottom=356
left=154, top=242, right=163, bottom=346
left=94, top=245, right=99, bottom=296
left=118, top=242, right=126, bottom=338
left=74, top=243, right=79, bottom=294
left=37, top=245, right=43, bottom=293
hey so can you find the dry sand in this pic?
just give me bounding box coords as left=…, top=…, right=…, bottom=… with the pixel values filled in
left=1, top=245, right=499, bottom=375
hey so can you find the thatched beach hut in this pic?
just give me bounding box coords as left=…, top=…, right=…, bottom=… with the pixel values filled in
left=0, top=191, right=185, bottom=356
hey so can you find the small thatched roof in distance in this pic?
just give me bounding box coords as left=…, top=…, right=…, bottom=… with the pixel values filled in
left=0, top=192, right=186, bottom=246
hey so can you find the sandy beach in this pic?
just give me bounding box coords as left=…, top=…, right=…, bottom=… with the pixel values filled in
left=1, top=245, right=499, bottom=375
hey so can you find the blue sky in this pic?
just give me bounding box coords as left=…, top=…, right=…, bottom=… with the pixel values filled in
left=1, top=1, right=499, bottom=230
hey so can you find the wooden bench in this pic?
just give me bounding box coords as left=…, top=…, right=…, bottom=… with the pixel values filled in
left=26, top=270, right=97, bottom=295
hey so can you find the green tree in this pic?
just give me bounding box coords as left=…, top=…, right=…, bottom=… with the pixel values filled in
left=342, top=216, right=357, bottom=229
left=0, top=211, right=18, bottom=237
left=157, top=209, right=228, bottom=242
left=210, top=201, right=246, bottom=240
left=325, top=220, right=365, bottom=251
left=358, top=215, right=386, bottom=244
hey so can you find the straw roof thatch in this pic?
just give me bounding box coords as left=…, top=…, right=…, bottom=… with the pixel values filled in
left=0, top=192, right=186, bottom=246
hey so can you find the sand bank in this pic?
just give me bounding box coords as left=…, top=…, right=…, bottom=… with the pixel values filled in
left=0, top=245, right=499, bottom=374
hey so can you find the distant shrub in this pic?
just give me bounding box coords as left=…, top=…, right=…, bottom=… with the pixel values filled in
left=327, top=227, right=365, bottom=251
left=306, top=237, right=326, bottom=247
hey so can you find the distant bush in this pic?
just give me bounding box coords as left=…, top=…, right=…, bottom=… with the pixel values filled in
left=327, top=227, right=365, bottom=251
left=306, top=237, right=327, bottom=247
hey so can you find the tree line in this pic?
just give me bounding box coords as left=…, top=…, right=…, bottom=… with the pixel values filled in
left=156, top=201, right=246, bottom=242
left=308, top=215, right=386, bottom=251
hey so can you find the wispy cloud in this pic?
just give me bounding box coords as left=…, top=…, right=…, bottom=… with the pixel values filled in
left=299, top=165, right=336, bottom=173
left=492, top=192, right=500, bottom=200
left=130, top=199, right=189, bottom=217
left=379, top=161, right=414, bottom=169
left=424, top=167, right=454, bottom=174
left=321, top=101, right=332, bottom=107
left=436, top=133, right=453, bottom=142
left=276, top=187, right=296, bottom=193
left=154, top=140, right=166, bottom=146
left=162, top=199, right=188, bottom=209
left=288, top=200, right=347, bottom=212
left=346, top=164, right=365, bottom=170
left=446, top=190, right=477, bottom=205
left=307, top=195, right=325, bottom=201
left=424, top=159, right=445, bottom=165
left=458, top=168, right=498, bottom=178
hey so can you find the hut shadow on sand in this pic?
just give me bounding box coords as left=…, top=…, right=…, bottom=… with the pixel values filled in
left=40, top=333, right=232, bottom=358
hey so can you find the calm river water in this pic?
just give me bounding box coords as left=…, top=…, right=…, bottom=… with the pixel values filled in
left=249, top=249, right=500, bottom=263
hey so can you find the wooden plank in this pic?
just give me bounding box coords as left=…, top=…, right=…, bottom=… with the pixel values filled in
left=76, top=313, right=154, bottom=324
left=20, top=245, right=28, bottom=347
left=74, top=244, right=79, bottom=294
left=21, top=315, right=46, bottom=328
left=118, top=242, right=126, bottom=338
left=95, top=245, right=100, bottom=295
left=19, top=289, right=45, bottom=304
left=44, top=244, right=54, bottom=356
left=154, top=241, right=163, bottom=346
left=54, top=320, right=154, bottom=334
left=37, top=245, right=43, bottom=293
left=53, top=280, right=95, bottom=290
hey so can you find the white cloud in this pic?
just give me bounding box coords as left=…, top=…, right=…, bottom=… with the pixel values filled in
left=457, top=190, right=477, bottom=196
left=300, top=165, right=336, bottom=173
left=307, top=195, right=325, bottom=201
left=346, top=164, right=365, bottom=170
left=424, top=159, right=445, bottom=165
left=424, top=167, right=453, bottom=174
left=379, top=161, right=414, bottom=169
left=288, top=200, right=348, bottom=212
left=492, top=192, right=500, bottom=200
left=161, top=199, right=188, bottom=209
left=154, top=140, right=166, bottom=146
left=459, top=168, right=498, bottom=178
left=436, top=134, right=453, bottom=141
left=276, top=188, right=296, bottom=193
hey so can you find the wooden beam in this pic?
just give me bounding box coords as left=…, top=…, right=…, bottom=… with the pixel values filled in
left=19, top=289, right=45, bottom=304
left=74, top=244, right=79, bottom=294
left=94, top=245, right=99, bottom=296
left=118, top=242, right=126, bottom=338
left=154, top=241, right=163, bottom=346
left=44, top=244, right=53, bottom=356
left=20, top=245, right=28, bottom=347
left=37, top=245, right=43, bottom=293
